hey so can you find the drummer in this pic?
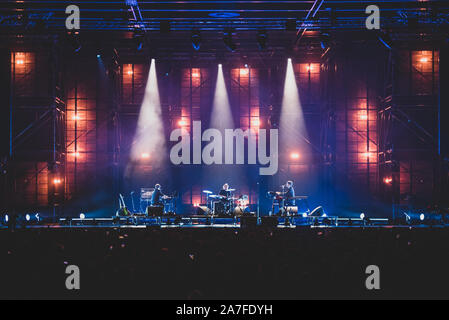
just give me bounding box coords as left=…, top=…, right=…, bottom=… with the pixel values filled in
left=219, top=183, right=232, bottom=200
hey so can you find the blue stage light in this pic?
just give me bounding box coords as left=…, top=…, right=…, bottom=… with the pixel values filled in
left=223, top=29, right=237, bottom=52
left=209, top=12, right=240, bottom=18
left=191, top=30, right=201, bottom=51
left=80, top=213, right=85, bottom=220
left=420, top=214, right=425, bottom=221
left=25, top=214, right=30, bottom=221
left=5, top=215, right=8, bottom=223
left=360, top=213, right=365, bottom=219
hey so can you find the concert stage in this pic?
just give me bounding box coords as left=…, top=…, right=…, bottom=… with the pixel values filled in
left=1, top=0, right=449, bottom=301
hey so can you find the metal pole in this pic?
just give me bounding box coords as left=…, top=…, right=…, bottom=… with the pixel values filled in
left=9, top=51, right=14, bottom=158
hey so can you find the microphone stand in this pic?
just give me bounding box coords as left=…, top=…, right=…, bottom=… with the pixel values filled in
left=130, top=192, right=136, bottom=213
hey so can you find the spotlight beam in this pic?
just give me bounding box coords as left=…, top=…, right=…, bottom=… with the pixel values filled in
left=130, top=59, right=166, bottom=166
left=211, top=64, right=234, bottom=131
left=280, top=59, right=310, bottom=159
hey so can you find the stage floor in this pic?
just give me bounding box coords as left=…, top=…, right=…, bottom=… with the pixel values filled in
left=2, top=213, right=446, bottom=230
left=1, top=223, right=446, bottom=230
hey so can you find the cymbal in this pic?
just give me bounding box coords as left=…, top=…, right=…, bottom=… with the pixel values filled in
left=228, top=189, right=236, bottom=192
left=202, top=190, right=213, bottom=194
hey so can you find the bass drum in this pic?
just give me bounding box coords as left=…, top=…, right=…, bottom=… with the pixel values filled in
left=213, top=201, right=226, bottom=215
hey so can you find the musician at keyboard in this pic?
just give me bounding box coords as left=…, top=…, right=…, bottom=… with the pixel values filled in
left=282, top=180, right=295, bottom=206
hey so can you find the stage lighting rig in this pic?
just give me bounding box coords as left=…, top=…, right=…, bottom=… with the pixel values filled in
left=141, top=153, right=150, bottom=160
left=127, top=0, right=148, bottom=52
left=66, top=31, right=82, bottom=53
left=223, top=29, right=237, bottom=52
left=378, top=31, right=393, bottom=50
left=133, top=29, right=146, bottom=52
left=320, top=32, right=331, bottom=50
left=191, top=29, right=202, bottom=51
left=257, top=30, right=268, bottom=50
left=290, top=152, right=300, bottom=160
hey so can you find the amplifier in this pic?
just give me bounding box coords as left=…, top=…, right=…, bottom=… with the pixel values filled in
left=146, top=206, right=163, bottom=217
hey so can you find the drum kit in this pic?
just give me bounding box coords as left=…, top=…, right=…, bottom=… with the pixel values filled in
left=202, top=189, right=249, bottom=217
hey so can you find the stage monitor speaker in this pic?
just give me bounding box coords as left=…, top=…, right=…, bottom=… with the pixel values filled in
left=146, top=206, right=164, bottom=217
left=309, top=206, right=324, bottom=217
left=196, top=206, right=211, bottom=215
left=240, top=216, right=257, bottom=228
left=261, top=216, right=279, bottom=228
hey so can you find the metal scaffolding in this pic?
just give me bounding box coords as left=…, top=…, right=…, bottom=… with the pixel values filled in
left=379, top=49, right=440, bottom=218
left=7, top=39, right=65, bottom=216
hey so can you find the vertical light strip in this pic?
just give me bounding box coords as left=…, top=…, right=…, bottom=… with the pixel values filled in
left=210, top=64, right=234, bottom=131
left=280, top=59, right=309, bottom=161
left=130, top=59, right=166, bottom=167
